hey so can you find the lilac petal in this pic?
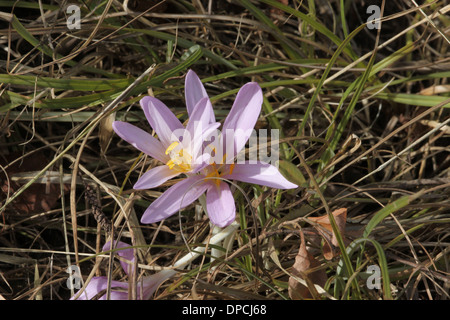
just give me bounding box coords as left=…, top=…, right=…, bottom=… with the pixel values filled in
left=206, top=182, right=236, bottom=227
left=106, top=291, right=129, bottom=300
left=103, top=241, right=136, bottom=275
left=183, top=97, right=220, bottom=160
left=101, top=270, right=175, bottom=300
left=192, top=152, right=212, bottom=173
left=139, top=269, right=175, bottom=300
left=72, top=269, right=175, bottom=300
left=190, top=122, right=221, bottom=163
left=140, top=175, right=210, bottom=224
left=221, top=82, right=263, bottom=156
left=72, top=277, right=128, bottom=300
left=224, top=162, right=298, bottom=189
left=185, top=70, right=212, bottom=121
left=133, top=165, right=180, bottom=190
left=112, top=121, right=168, bottom=163
left=71, top=254, right=176, bottom=300
left=140, top=96, right=184, bottom=148
left=186, top=97, right=214, bottom=136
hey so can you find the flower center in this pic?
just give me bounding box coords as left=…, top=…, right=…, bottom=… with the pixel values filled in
left=204, top=154, right=235, bottom=187
left=165, top=141, right=193, bottom=173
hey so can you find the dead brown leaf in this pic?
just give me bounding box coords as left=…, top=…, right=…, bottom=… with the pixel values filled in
left=307, top=208, right=348, bottom=260
left=419, top=85, right=450, bottom=95
left=288, top=230, right=328, bottom=300
left=99, top=112, right=115, bottom=154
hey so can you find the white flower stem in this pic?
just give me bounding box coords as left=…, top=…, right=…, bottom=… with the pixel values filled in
left=173, top=221, right=239, bottom=269
left=210, top=223, right=222, bottom=264
left=142, top=221, right=238, bottom=299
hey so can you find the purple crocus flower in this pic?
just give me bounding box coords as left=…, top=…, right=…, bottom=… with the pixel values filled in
left=72, top=241, right=173, bottom=300
left=121, top=70, right=297, bottom=228
left=112, top=76, right=219, bottom=191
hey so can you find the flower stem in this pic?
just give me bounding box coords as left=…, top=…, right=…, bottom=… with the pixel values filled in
left=174, top=221, right=240, bottom=269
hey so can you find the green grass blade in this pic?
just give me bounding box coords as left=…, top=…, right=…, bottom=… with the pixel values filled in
left=0, top=45, right=203, bottom=111
left=259, top=0, right=359, bottom=60
left=339, top=0, right=349, bottom=38
left=9, top=13, right=55, bottom=58
left=363, top=191, right=425, bottom=238
left=125, top=28, right=237, bottom=70
left=336, top=238, right=392, bottom=299
left=238, top=0, right=303, bottom=60
left=373, top=92, right=450, bottom=108
left=0, top=74, right=133, bottom=91
left=296, top=22, right=368, bottom=141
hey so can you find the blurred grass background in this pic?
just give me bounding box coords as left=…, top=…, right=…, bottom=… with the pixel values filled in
left=0, top=0, right=449, bottom=300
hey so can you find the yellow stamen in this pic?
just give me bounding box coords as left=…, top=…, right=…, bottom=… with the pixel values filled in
left=166, top=159, right=175, bottom=169
left=165, top=141, right=193, bottom=173
left=165, top=141, right=179, bottom=155
left=229, top=163, right=235, bottom=175
left=179, top=163, right=191, bottom=171
left=221, top=153, right=227, bottom=164
left=206, top=171, right=221, bottom=187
